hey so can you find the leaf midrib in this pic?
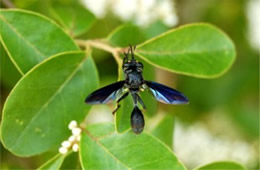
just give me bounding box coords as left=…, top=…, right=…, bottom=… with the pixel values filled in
left=10, top=54, right=86, bottom=151
left=131, top=156, right=168, bottom=169
left=0, top=14, right=47, bottom=67
left=86, top=133, right=130, bottom=169
left=136, top=47, right=232, bottom=57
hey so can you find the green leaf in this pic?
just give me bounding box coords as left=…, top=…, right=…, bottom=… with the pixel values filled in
left=138, top=57, right=157, bottom=117
left=114, top=70, right=132, bottom=133
left=151, top=114, right=174, bottom=148
left=12, top=0, right=50, bottom=16
left=115, top=95, right=134, bottom=133
left=0, top=43, right=21, bottom=89
left=1, top=51, right=99, bottom=156
left=38, top=153, right=68, bottom=170
left=80, top=123, right=185, bottom=169
left=107, top=24, right=146, bottom=47
left=38, top=151, right=80, bottom=170
left=196, top=161, right=245, bottom=170
left=49, top=0, right=96, bottom=37
left=60, top=151, right=81, bottom=169
left=142, top=20, right=169, bottom=39
left=136, top=23, right=236, bottom=78
left=0, top=9, right=79, bottom=74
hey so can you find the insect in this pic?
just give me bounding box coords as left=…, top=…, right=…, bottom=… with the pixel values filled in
left=85, top=45, right=189, bottom=134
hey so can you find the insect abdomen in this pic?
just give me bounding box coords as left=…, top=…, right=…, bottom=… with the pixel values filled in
left=131, top=107, right=145, bottom=134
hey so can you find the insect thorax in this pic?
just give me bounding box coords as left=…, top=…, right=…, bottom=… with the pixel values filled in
left=125, top=70, right=144, bottom=90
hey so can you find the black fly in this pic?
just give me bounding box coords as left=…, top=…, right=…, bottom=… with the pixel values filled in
left=85, top=45, right=189, bottom=134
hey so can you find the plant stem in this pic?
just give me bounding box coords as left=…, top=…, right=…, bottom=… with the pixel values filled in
left=76, top=39, right=126, bottom=79
left=2, top=0, right=15, bottom=8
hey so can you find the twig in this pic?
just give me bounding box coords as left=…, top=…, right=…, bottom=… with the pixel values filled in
left=2, top=0, right=15, bottom=8
left=76, top=39, right=124, bottom=53
left=76, top=39, right=127, bottom=78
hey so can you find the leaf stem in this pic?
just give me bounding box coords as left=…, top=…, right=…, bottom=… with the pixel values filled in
left=76, top=39, right=126, bottom=79
left=77, top=39, right=113, bottom=52
left=2, top=0, right=15, bottom=8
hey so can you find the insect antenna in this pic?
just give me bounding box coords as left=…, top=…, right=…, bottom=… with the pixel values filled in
left=129, top=44, right=136, bottom=60
left=123, top=47, right=131, bottom=63
left=123, top=52, right=128, bottom=63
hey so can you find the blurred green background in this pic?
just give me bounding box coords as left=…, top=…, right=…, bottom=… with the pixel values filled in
left=0, top=0, right=259, bottom=169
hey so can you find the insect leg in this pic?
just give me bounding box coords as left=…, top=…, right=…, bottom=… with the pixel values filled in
left=137, top=94, right=146, bottom=110
left=112, top=92, right=129, bottom=114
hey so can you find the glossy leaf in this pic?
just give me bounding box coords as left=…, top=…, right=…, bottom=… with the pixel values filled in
left=151, top=114, right=174, bottom=148
left=1, top=51, right=99, bottom=156
left=0, top=43, right=21, bottom=89
left=60, top=151, right=81, bottom=169
left=196, top=161, right=245, bottom=170
left=38, top=153, right=67, bottom=170
left=12, top=0, right=50, bottom=15
left=0, top=9, right=79, bottom=74
left=142, top=20, right=169, bottom=39
left=107, top=24, right=146, bottom=47
left=113, top=70, right=131, bottom=133
left=136, top=23, right=236, bottom=78
left=115, top=94, right=134, bottom=133
left=80, top=123, right=185, bottom=169
left=49, top=0, right=95, bottom=37
left=138, top=57, right=157, bottom=117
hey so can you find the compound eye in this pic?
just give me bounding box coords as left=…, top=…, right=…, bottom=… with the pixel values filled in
left=137, top=62, right=143, bottom=68
left=126, top=69, right=132, bottom=73
left=137, top=68, right=142, bottom=72
left=123, top=63, right=129, bottom=70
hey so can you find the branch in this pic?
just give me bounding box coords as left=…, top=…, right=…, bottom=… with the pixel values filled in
left=2, top=0, right=15, bottom=8
left=76, top=39, right=127, bottom=72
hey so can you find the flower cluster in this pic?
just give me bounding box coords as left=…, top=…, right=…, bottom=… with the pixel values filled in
left=58, top=120, right=82, bottom=154
left=81, top=0, right=178, bottom=27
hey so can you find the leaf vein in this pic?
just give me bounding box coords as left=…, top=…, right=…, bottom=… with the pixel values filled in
left=131, top=156, right=167, bottom=168
left=86, top=133, right=130, bottom=169
left=0, top=14, right=46, bottom=62
left=10, top=55, right=86, bottom=150
left=136, top=48, right=231, bottom=56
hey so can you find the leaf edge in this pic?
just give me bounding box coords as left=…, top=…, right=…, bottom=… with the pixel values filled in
left=0, top=50, right=86, bottom=157
left=136, top=23, right=236, bottom=79
left=0, top=8, right=80, bottom=75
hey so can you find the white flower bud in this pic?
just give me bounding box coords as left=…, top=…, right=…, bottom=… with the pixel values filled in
left=68, top=135, right=76, bottom=142
left=68, top=120, right=77, bottom=130
left=72, top=128, right=82, bottom=136
left=163, top=14, right=178, bottom=27
left=61, top=141, right=71, bottom=148
left=76, top=135, right=81, bottom=141
left=59, top=147, right=68, bottom=154
left=72, top=143, right=79, bottom=152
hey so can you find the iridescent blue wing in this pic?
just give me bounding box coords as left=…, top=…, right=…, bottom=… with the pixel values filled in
left=145, top=81, right=189, bottom=104
left=85, top=81, right=125, bottom=104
